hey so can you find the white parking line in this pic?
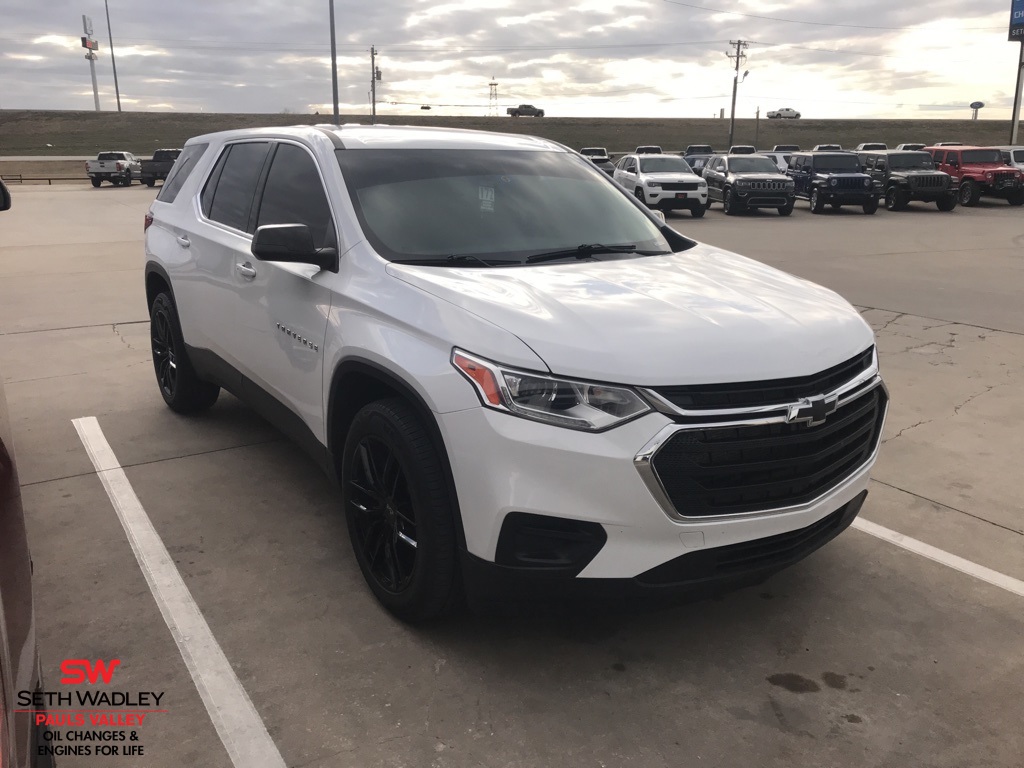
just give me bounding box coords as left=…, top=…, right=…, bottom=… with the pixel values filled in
left=853, top=517, right=1024, bottom=598
left=72, top=416, right=288, bottom=768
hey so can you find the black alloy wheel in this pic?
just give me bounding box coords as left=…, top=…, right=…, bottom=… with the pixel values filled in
left=810, top=188, right=825, bottom=213
left=348, top=435, right=419, bottom=594
left=634, top=187, right=648, bottom=207
left=723, top=187, right=740, bottom=215
left=151, top=304, right=177, bottom=400
left=149, top=292, right=220, bottom=413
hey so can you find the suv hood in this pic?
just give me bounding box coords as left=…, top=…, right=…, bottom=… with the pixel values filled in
left=732, top=171, right=790, bottom=181
left=387, top=245, right=873, bottom=386
left=643, top=172, right=702, bottom=182
left=814, top=171, right=869, bottom=179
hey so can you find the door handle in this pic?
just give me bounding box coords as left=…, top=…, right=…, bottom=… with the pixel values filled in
left=236, top=262, right=257, bottom=279
left=176, top=235, right=190, bottom=248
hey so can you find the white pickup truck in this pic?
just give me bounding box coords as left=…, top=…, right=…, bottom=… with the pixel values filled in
left=86, top=151, right=141, bottom=187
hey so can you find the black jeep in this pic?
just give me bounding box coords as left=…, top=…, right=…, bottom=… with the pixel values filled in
left=786, top=152, right=881, bottom=214
left=861, top=150, right=957, bottom=211
left=702, top=154, right=796, bottom=215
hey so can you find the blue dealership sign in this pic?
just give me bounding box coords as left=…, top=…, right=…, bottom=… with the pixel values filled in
left=1011, top=0, right=1024, bottom=40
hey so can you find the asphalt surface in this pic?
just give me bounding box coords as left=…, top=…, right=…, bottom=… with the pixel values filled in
left=1, top=184, right=1022, bottom=767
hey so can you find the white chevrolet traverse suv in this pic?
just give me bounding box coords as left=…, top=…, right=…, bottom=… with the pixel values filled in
left=144, top=125, right=887, bottom=621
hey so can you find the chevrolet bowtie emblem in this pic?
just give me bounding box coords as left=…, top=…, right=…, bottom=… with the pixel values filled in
left=786, top=394, right=838, bottom=427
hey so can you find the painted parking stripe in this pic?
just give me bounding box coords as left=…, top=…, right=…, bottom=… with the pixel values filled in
left=72, top=416, right=288, bottom=768
left=853, top=517, right=1024, bottom=598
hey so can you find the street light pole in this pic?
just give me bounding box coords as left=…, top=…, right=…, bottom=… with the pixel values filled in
left=329, top=0, right=340, bottom=124
left=104, top=0, right=121, bottom=111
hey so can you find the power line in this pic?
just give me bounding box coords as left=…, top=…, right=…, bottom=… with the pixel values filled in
left=661, top=0, right=1004, bottom=31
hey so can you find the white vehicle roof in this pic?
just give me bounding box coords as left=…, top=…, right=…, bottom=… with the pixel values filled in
left=187, top=124, right=566, bottom=152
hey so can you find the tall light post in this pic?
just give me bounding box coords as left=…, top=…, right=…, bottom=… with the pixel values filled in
left=329, top=0, right=339, bottom=123
left=727, top=40, right=748, bottom=148
left=104, top=0, right=121, bottom=111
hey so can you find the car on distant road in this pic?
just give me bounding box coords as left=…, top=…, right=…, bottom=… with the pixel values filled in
left=766, top=107, right=801, bottom=119
left=861, top=150, right=957, bottom=211
left=506, top=104, right=544, bottom=117
left=141, top=148, right=182, bottom=187
left=684, top=144, right=714, bottom=155
left=1, top=178, right=55, bottom=768
left=787, top=151, right=880, bottom=214
left=635, top=145, right=663, bottom=154
left=894, top=143, right=925, bottom=151
left=812, top=144, right=843, bottom=151
left=702, top=154, right=796, bottom=216
left=772, top=144, right=800, bottom=152
left=854, top=143, right=887, bottom=152
left=143, top=124, right=886, bottom=620
left=926, top=145, right=1024, bottom=206
left=613, top=153, right=708, bottom=216
left=86, top=150, right=141, bottom=187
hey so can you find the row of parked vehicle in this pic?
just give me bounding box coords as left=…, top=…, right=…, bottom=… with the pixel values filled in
left=579, top=141, right=1024, bottom=216
left=85, top=148, right=182, bottom=187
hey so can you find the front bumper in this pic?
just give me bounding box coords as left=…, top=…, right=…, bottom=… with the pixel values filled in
left=644, top=188, right=708, bottom=209
left=818, top=189, right=878, bottom=204
left=437, top=399, right=881, bottom=586
left=735, top=189, right=795, bottom=208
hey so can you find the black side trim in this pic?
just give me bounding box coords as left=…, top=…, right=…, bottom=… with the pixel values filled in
left=185, top=345, right=329, bottom=475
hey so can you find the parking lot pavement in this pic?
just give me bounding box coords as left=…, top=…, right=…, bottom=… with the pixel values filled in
left=2, top=185, right=1023, bottom=767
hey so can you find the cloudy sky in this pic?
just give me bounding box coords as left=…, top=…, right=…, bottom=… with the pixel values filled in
left=0, top=0, right=1018, bottom=119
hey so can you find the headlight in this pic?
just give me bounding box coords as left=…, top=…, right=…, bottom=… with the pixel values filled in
left=735, top=179, right=751, bottom=187
left=985, top=172, right=993, bottom=180
left=785, top=180, right=795, bottom=189
left=452, top=350, right=651, bottom=431
left=698, top=181, right=707, bottom=187
left=829, top=177, right=838, bottom=186
left=863, top=178, right=871, bottom=188
left=645, top=180, right=661, bottom=188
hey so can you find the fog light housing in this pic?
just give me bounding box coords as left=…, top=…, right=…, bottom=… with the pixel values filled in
left=495, top=512, right=607, bottom=573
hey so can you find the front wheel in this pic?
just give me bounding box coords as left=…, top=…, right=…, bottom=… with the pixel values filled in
left=936, top=193, right=957, bottom=212
left=634, top=187, right=649, bottom=208
left=342, top=399, right=460, bottom=622
left=1007, top=189, right=1024, bottom=206
left=689, top=203, right=706, bottom=218
left=810, top=188, right=825, bottom=213
left=149, top=293, right=220, bottom=413
left=723, top=187, right=741, bottom=215
left=863, top=198, right=879, bottom=215
left=959, top=180, right=980, bottom=207
left=885, top=187, right=909, bottom=211
left=778, top=201, right=794, bottom=216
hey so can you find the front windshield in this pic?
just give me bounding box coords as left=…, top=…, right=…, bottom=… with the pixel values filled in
left=814, top=154, right=860, bottom=172
left=728, top=157, right=780, bottom=173
left=335, top=149, right=672, bottom=264
left=639, top=156, right=693, bottom=173
left=889, top=153, right=935, bottom=170
left=962, top=149, right=1003, bottom=164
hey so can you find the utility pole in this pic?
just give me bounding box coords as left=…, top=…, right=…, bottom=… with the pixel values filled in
left=754, top=106, right=760, bottom=148
left=370, top=46, right=380, bottom=124
left=104, top=0, right=121, bottom=111
left=329, top=0, right=339, bottom=123
left=81, top=15, right=100, bottom=111
left=727, top=39, right=748, bottom=148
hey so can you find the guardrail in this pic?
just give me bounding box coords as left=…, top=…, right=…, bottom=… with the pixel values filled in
left=0, top=174, right=88, bottom=185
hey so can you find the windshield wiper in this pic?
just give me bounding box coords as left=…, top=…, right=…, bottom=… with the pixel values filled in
left=392, top=254, right=501, bottom=268
left=525, top=243, right=666, bottom=264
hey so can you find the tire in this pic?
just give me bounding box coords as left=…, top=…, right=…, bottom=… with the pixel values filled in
left=830, top=202, right=842, bottom=211
left=863, top=198, right=879, bottom=215
left=146, top=178, right=156, bottom=187
left=885, top=186, right=909, bottom=211
left=537, top=111, right=544, bottom=117
left=149, top=292, right=220, bottom=413
left=936, top=193, right=957, bottom=212
left=1007, top=189, right=1024, bottom=206
left=690, top=203, right=706, bottom=218
left=959, top=180, right=980, bottom=207
left=809, top=188, right=825, bottom=213
left=634, top=187, right=649, bottom=207
left=723, top=187, right=741, bottom=215
left=342, top=399, right=460, bottom=622
left=91, top=177, right=102, bottom=187
left=778, top=201, right=794, bottom=216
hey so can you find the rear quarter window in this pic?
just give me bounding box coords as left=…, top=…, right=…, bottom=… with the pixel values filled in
left=200, top=142, right=272, bottom=232
left=156, top=143, right=209, bottom=204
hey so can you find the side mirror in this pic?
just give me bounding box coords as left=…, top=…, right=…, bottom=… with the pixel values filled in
left=0, top=180, right=11, bottom=212
left=251, top=224, right=337, bottom=271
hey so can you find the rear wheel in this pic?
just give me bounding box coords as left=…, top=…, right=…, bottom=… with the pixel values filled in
left=91, top=177, right=102, bottom=188
left=342, top=399, right=460, bottom=622
left=149, top=293, right=220, bottom=413
left=959, top=180, right=980, bottom=207
left=145, top=178, right=156, bottom=187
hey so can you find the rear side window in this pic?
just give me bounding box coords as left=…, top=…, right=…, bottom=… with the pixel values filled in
left=156, top=143, right=208, bottom=204
left=202, top=142, right=272, bottom=232
left=256, top=144, right=335, bottom=249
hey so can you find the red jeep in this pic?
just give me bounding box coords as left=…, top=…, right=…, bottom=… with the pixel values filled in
left=926, top=146, right=1024, bottom=207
